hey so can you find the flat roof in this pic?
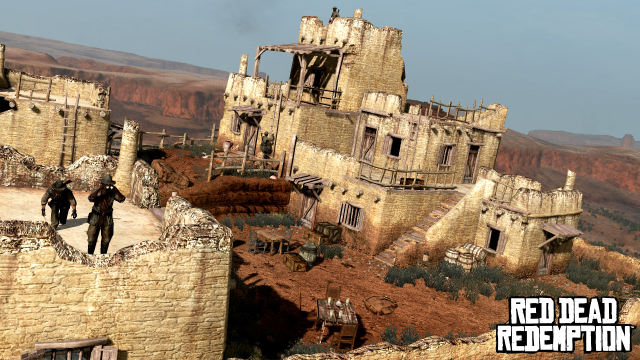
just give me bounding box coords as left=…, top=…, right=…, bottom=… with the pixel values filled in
left=258, top=44, right=345, bottom=57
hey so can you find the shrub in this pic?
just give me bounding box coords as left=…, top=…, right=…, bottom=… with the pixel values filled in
left=234, top=215, right=246, bottom=231
left=565, top=256, right=618, bottom=292
left=479, top=283, right=493, bottom=297
left=381, top=324, right=399, bottom=345
left=220, top=215, right=233, bottom=229
left=464, top=287, right=479, bottom=304
left=245, top=212, right=303, bottom=228
left=284, top=339, right=333, bottom=356
left=436, top=260, right=466, bottom=280
left=384, top=266, right=426, bottom=287
left=192, top=164, right=208, bottom=181
left=400, top=325, right=420, bottom=346
left=224, top=341, right=263, bottom=359
left=318, top=242, right=345, bottom=259
left=176, top=143, right=215, bottom=158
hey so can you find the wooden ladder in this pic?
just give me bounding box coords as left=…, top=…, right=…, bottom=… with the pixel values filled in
left=403, top=105, right=421, bottom=171
left=59, top=93, right=80, bottom=167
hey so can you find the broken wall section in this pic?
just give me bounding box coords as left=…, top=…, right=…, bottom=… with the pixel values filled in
left=0, top=197, right=232, bottom=359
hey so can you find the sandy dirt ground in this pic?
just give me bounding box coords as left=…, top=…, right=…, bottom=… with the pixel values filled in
left=0, top=187, right=162, bottom=254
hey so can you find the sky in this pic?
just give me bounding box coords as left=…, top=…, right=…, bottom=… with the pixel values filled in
left=4, top=0, right=639, bottom=138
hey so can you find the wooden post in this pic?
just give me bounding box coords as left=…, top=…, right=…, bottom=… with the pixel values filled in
left=182, top=133, right=187, bottom=146
left=297, top=55, right=307, bottom=105
left=241, top=145, right=249, bottom=175
left=332, top=51, right=345, bottom=108
left=210, top=124, right=218, bottom=146
left=253, top=46, right=261, bottom=77
left=271, top=87, right=283, bottom=157
left=220, top=150, right=229, bottom=177
left=15, top=72, right=21, bottom=99
left=350, top=110, right=362, bottom=157
left=45, top=78, right=52, bottom=102
left=264, top=75, right=269, bottom=97
left=285, top=134, right=297, bottom=177
left=159, top=129, right=166, bottom=148
left=277, top=150, right=286, bottom=178
left=207, top=149, right=215, bottom=182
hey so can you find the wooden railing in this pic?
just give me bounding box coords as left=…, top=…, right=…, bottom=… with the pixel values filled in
left=21, top=337, right=117, bottom=360
left=107, top=125, right=218, bottom=155
left=358, top=160, right=457, bottom=189
left=266, top=80, right=342, bottom=108
left=206, top=145, right=286, bottom=181
left=491, top=178, right=518, bottom=204
left=423, top=96, right=492, bottom=124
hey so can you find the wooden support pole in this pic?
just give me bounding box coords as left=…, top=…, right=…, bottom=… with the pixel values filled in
left=159, top=129, right=166, bottom=148
left=207, top=149, right=215, bottom=182
left=15, top=72, right=21, bottom=99
left=277, top=150, right=286, bottom=178
left=45, top=78, right=52, bottom=102
left=285, top=134, right=297, bottom=177
left=241, top=145, right=249, bottom=175
left=219, top=150, right=229, bottom=177
left=297, top=55, right=307, bottom=105
left=350, top=110, right=363, bottom=157
left=210, top=124, right=217, bottom=145
left=331, top=51, right=345, bottom=108
left=182, top=133, right=187, bottom=146
left=253, top=46, right=261, bottom=77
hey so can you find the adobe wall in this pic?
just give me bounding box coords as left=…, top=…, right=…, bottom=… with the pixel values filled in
left=288, top=140, right=449, bottom=254
left=352, top=105, right=504, bottom=184
left=0, top=145, right=117, bottom=191
left=0, top=197, right=233, bottom=360
left=477, top=167, right=542, bottom=192
left=0, top=99, right=111, bottom=166
left=297, top=15, right=408, bottom=112
left=6, top=69, right=108, bottom=107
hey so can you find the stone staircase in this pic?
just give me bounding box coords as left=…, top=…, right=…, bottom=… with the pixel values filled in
left=374, top=191, right=466, bottom=266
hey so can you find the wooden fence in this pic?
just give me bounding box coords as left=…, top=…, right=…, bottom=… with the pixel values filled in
left=358, top=160, right=457, bottom=190
left=107, top=125, right=219, bottom=154
left=206, top=145, right=286, bottom=181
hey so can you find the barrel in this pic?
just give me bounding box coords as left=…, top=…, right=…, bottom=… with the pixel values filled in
left=458, top=253, right=475, bottom=272
left=462, top=243, right=487, bottom=262
left=445, top=247, right=459, bottom=264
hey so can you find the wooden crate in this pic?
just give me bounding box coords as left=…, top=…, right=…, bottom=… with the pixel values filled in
left=283, top=252, right=307, bottom=272
left=304, top=228, right=328, bottom=246
left=315, top=222, right=342, bottom=244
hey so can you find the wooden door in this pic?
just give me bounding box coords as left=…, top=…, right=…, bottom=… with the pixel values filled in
left=463, top=145, right=480, bottom=183
left=243, top=120, right=259, bottom=155
left=360, top=127, right=377, bottom=162
left=300, top=193, right=317, bottom=229
left=537, top=242, right=555, bottom=276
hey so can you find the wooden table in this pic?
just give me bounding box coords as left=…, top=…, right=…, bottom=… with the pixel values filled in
left=256, top=228, right=284, bottom=255
left=316, top=298, right=357, bottom=343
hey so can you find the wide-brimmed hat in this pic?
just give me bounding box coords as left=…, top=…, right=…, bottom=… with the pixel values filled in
left=52, top=180, right=67, bottom=191
left=100, top=174, right=116, bottom=185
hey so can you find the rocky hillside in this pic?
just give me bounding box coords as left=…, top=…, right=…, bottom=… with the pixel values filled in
left=4, top=47, right=227, bottom=139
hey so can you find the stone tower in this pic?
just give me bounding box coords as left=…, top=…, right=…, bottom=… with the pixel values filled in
left=622, top=134, right=634, bottom=149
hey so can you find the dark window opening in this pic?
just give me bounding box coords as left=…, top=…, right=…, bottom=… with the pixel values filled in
left=438, top=144, right=456, bottom=166
left=488, top=228, right=501, bottom=251
left=389, top=136, right=402, bottom=157
left=0, top=97, right=11, bottom=113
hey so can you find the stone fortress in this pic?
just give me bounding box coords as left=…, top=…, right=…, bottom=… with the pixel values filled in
left=0, top=6, right=639, bottom=360
left=217, top=8, right=583, bottom=278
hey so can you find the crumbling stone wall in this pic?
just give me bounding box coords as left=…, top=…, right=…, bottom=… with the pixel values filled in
left=0, top=196, right=232, bottom=359
left=297, top=15, right=408, bottom=113
left=129, top=159, right=161, bottom=209
left=477, top=167, right=542, bottom=192
left=0, top=145, right=117, bottom=191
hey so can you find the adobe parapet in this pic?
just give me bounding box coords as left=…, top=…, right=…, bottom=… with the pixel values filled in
left=0, top=197, right=232, bottom=359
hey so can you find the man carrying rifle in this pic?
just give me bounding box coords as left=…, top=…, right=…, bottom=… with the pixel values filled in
left=41, top=180, right=77, bottom=230
left=87, top=174, right=125, bottom=254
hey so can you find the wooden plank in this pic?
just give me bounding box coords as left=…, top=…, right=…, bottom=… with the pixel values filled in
left=360, top=107, right=391, bottom=117
left=332, top=52, right=344, bottom=107
left=277, top=150, right=286, bottom=178
left=351, top=110, right=362, bottom=157
left=45, top=78, right=52, bottom=102
left=311, top=189, right=322, bottom=203
left=35, top=337, right=109, bottom=349
left=538, top=235, right=559, bottom=249
left=15, top=72, right=22, bottom=99
left=285, top=134, right=297, bottom=177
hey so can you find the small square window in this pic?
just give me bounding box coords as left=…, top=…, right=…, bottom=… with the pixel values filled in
left=485, top=225, right=508, bottom=255
left=230, top=113, right=241, bottom=134
left=383, top=134, right=403, bottom=158
left=337, top=202, right=365, bottom=231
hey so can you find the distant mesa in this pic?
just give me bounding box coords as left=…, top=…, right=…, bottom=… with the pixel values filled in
left=622, top=134, right=635, bottom=149
left=528, top=130, right=639, bottom=151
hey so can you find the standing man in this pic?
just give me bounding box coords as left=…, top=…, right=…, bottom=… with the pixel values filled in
left=329, top=7, right=340, bottom=23
left=260, top=131, right=274, bottom=159
left=41, top=180, right=77, bottom=230
left=87, top=174, right=125, bottom=254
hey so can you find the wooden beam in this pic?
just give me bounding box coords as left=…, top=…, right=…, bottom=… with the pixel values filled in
left=351, top=110, right=362, bottom=157
left=253, top=46, right=261, bottom=77
left=297, top=55, right=307, bottom=105
left=331, top=52, right=345, bottom=107
left=35, top=337, right=109, bottom=349
left=311, top=189, right=322, bottom=203
left=285, top=134, right=297, bottom=177
left=538, top=235, right=559, bottom=249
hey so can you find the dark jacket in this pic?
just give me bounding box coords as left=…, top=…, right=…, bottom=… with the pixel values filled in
left=88, top=186, right=126, bottom=226
left=41, top=188, right=77, bottom=208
